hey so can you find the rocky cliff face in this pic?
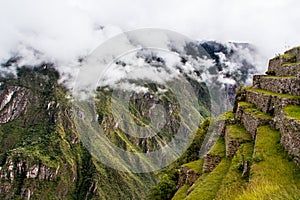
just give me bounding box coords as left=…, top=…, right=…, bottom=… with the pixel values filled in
left=0, top=65, right=156, bottom=199
left=0, top=86, right=31, bottom=124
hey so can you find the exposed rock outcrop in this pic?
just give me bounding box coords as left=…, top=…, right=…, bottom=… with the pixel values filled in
left=0, top=86, right=32, bottom=123
left=0, top=66, right=156, bottom=200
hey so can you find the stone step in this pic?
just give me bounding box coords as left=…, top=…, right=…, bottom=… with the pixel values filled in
left=284, top=46, right=300, bottom=61
left=244, top=87, right=300, bottom=117
left=225, top=124, right=252, bottom=157
left=253, top=75, right=300, bottom=96
left=267, top=47, right=300, bottom=76
left=203, top=137, right=225, bottom=173
left=278, top=105, right=300, bottom=166
left=267, top=56, right=300, bottom=76
left=178, top=159, right=203, bottom=187
left=236, top=101, right=272, bottom=139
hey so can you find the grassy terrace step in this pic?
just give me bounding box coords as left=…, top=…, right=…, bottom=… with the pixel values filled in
left=268, top=62, right=300, bottom=76
left=185, top=158, right=232, bottom=200
left=203, top=137, right=225, bottom=173
left=236, top=125, right=300, bottom=199
left=172, top=184, right=189, bottom=200
left=209, top=137, right=226, bottom=157
left=225, top=124, right=252, bottom=157
left=178, top=159, right=203, bottom=188
left=253, top=75, right=300, bottom=96
left=235, top=101, right=253, bottom=121
left=284, top=105, right=300, bottom=122
left=284, top=46, right=300, bottom=61
left=175, top=143, right=254, bottom=200
left=182, top=159, right=204, bottom=173
left=244, top=87, right=300, bottom=116
left=216, top=142, right=254, bottom=200
left=268, top=50, right=300, bottom=76
left=236, top=101, right=272, bottom=139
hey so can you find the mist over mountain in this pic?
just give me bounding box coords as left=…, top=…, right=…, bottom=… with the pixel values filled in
left=1, top=39, right=261, bottom=93
left=0, top=1, right=300, bottom=199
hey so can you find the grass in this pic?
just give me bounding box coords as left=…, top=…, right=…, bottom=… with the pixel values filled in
left=238, top=101, right=254, bottom=108
left=174, top=125, right=300, bottom=200
left=263, top=75, right=296, bottom=78
left=275, top=53, right=296, bottom=60
left=226, top=124, right=252, bottom=142
left=209, top=137, right=226, bottom=157
left=215, top=142, right=254, bottom=200
left=282, top=61, right=300, bottom=67
left=284, top=105, right=300, bottom=121
left=244, top=108, right=272, bottom=120
left=182, top=159, right=204, bottom=173
left=172, top=184, right=189, bottom=200
left=185, top=158, right=231, bottom=200
left=217, top=111, right=235, bottom=121
left=236, top=125, right=300, bottom=199
left=246, top=87, right=300, bottom=100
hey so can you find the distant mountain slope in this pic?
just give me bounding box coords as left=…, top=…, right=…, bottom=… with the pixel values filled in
left=0, top=66, right=156, bottom=199
left=0, top=40, right=262, bottom=199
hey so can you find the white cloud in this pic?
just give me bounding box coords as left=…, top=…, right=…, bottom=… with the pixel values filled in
left=0, top=0, right=299, bottom=72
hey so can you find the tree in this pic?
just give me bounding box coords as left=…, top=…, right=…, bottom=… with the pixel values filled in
left=149, top=174, right=177, bottom=200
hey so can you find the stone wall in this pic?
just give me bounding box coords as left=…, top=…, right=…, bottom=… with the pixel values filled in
left=253, top=75, right=300, bottom=96
left=279, top=112, right=300, bottom=165
left=245, top=89, right=300, bottom=127
left=178, top=167, right=201, bottom=187
left=240, top=110, right=271, bottom=139
left=284, top=47, right=300, bottom=61
left=225, top=128, right=241, bottom=157
left=268, top=54, right=300, bottom=76
left=202, top=154, right=222, bottom=173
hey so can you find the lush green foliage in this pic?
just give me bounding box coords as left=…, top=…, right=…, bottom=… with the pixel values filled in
left=148, top=119, right=210, bottom=199
left=149, top=174, right=177, bottom=200
left=0, top=66, right=156, bottom=199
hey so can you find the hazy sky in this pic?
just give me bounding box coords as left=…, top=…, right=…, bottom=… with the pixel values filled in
left=0, top=0, right=299, bottom=67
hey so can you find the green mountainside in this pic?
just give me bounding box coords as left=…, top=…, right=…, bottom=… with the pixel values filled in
left=0, top=46, right=299, bottom=199
left=0, top=66, right=157, bottom=199
left=0, top=63, right=210, bottom=199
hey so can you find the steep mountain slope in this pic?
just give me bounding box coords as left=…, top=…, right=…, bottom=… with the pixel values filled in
left=0, top=65, right=156, bottom=199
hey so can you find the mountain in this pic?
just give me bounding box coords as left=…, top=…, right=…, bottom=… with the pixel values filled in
left=0, top=41, right=263, bottom=199
left=0, top=65, right=159, bottom=199
left=151, top=46, right=300, bottom=200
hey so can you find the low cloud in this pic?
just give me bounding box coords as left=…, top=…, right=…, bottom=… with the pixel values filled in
left=0, top=0, right=299, bottom=76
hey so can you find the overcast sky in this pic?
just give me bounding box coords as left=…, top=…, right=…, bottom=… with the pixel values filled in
left=0, top=0, right=299, bottom=68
